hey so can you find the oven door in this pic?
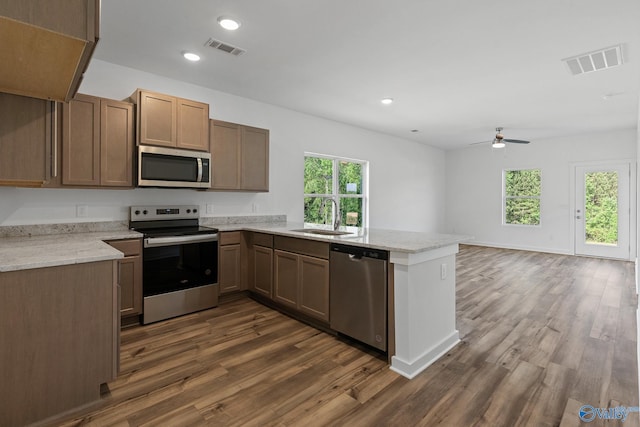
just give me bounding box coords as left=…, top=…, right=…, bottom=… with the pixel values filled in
left=142, top=236, right=218, bottom=298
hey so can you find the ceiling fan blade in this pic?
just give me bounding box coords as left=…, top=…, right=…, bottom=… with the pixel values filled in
left=468, top=140, right=493, bottom=145
left=503, top=139, right=530, bottom=144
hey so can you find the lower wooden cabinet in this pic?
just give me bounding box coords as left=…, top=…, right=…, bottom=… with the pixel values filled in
left=253, top=245, right=273, bottom=297
left=105, top=239, right=142, bottom=318
left=247, top=232, right=274, bottom=298
left=219, top=231, right=243, bottom=294
left=274, top=250, right=330, bottom=322
left=298, top=255, right=330, bottom=321
left=0, top=260, right=118, bottom=426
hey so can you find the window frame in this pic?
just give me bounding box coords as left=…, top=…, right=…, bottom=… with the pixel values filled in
left=502, top=168, right=542, bottom=227
left=303, top=152, right=369, bottom=228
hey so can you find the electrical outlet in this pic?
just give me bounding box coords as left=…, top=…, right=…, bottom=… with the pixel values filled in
left=206, top=204, right=214, bottom=214
left=76, top=205, right=88, bottom=218
left=440, top=263, right=447, bottom=280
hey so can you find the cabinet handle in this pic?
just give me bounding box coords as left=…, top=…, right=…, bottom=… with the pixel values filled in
left=50, top=101, right=58, bottom=178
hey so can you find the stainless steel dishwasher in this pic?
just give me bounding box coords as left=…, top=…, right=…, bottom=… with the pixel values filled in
left=330, top=243, right=388, bottom=352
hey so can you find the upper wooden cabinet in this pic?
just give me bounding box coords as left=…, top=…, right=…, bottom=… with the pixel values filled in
left=210, top=119, right=269, bottom=191
left=0, top=0, right=99, bottom=102
left=62, top=94, right=134, bottom=187
left=0, top=92, right=55, bottom=187
left=132, top=89, right=209, bottom=151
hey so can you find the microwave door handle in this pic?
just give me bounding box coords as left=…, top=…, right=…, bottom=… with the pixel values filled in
left=197, top=158, right=203, bottom=182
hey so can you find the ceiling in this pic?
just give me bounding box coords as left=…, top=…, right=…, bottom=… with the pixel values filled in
left=95, top=0, right=640, bottom=150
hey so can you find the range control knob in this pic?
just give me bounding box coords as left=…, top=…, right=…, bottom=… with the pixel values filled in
left=134, top=210, right=140, bottom=215
left=186, top=209, right=191, bottom=214
left=193, top=208, right=198, bottom=214
left=143, top=210, right=148, bottom=215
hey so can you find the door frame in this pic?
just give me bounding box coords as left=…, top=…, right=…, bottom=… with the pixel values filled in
left=569, top=159, right=636, bottom=260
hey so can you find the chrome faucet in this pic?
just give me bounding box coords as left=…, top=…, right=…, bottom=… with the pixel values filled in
left=319, top=197, right=341, bottom=230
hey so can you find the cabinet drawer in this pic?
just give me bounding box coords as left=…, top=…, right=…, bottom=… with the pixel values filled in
left=220, top=231, right=242, bottom=246
left=252, top=232, right=273, bottom=248
left=106, top=239, right=141, bottom=256
left=274, top=236, right=329, bottom=260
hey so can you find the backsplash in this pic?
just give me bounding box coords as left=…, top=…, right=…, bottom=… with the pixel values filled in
left=0, top=215, right=286, bottom=238
left=200, top=215, right=286, bottom=226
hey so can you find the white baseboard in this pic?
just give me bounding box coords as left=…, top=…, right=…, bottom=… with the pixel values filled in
left=466, top=240, right=573, bottom=256
left=390, top=331, right=460, bottom=380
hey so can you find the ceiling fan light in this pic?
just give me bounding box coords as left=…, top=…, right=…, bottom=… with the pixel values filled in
left=492, top=141, right=506, bottom=148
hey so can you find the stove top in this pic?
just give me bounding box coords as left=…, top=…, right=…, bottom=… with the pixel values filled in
left=129, top=205, right=218, bottom=237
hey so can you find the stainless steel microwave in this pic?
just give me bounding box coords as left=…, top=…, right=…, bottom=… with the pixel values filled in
left=138, top=145, right=211, bottom=189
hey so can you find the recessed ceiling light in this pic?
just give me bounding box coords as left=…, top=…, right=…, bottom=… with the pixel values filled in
left=381, top=98, right=394, bottom=105
left=183, top=52, right=201, bottom=61
left=218, top=16, right=241, bottom=30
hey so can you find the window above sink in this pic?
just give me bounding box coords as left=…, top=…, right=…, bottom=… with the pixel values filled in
left=303, top=153, right=368, bottom=229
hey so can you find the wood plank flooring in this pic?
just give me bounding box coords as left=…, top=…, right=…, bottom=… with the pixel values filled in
left=54, top=245, right=639, bottom=426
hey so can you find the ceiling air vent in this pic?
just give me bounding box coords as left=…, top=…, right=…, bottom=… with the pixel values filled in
left=204, top=38, right=246, bottom=56
left=562, top=45, right=623, bottom=75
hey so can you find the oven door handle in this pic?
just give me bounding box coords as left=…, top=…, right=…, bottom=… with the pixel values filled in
left=144, top=234, right=218, bottom=248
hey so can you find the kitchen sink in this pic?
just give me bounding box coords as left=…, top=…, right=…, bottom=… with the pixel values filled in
left=289, top=228, right=353, bottom=236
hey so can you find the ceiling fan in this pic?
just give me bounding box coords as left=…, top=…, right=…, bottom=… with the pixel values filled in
left=488, top=127, right=530, bottom=148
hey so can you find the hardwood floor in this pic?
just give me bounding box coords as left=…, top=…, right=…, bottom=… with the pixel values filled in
left=55, top=245, right=639, bottom=426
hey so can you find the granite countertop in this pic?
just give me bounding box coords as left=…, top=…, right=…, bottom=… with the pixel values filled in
left=208, top=221, right=471, bottom=254
left=0, top=218, right=470, bottom=272
left=0, top=230, right=142, bottom=273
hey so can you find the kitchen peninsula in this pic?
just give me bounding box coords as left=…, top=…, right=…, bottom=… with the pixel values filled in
left=0, top=219, right=468, bottom=425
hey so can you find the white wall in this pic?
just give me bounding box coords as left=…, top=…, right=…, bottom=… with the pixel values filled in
left=445, top=129, right=637, bottom=255
left=0, top=60, right=446, bottom=232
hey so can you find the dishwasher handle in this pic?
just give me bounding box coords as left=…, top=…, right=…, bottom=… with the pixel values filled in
left=330, top=243, right=389, bottom=261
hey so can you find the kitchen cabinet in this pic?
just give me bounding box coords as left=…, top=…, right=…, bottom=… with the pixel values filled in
left=0, top=92, right=56, bottom=187
left=273, top=236, right=330, bottom=322
left=210, top=119, right=269, bottom=191
left=133, top=89, right=209, bottom=151
left=106, top=238, right=142, bottom=319
left=0, top=260, right=118, bottom=426
left=62, top=94, right=134, bottom=187
left=219, top=231, right=243, bottom=294
left=248, top=232, right=274, bottom=298
left=0, top=0, right=99, bottom=102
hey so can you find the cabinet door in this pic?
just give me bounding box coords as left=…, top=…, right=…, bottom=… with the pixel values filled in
left=119, top=255, right=142, bottom=317
left=138, top=91, right=177, bottom=147
left=253, top=246, right=273, bottom=298
left=273, top=250, right=299, bottom=309
left=100, top=99, right=133, bottom=187
left=177, top=99, right=209, bottom=151
left=219, top=244, right=241, bottom=294
left=240, top=126, right=269, bottom=191
left=299, top=255, right=330, bottom=321
left=62, top=93, right=100, bottom=186
left=0, top=93, right=51, bottom=185
left=210, top=120, right=241, bottom=189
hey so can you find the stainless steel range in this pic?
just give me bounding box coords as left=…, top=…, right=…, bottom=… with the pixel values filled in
left=130, top=205, right=219, bottom=324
